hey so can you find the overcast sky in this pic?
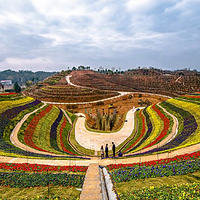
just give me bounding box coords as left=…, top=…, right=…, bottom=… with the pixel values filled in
left=0, top=0, right=200, bottom=72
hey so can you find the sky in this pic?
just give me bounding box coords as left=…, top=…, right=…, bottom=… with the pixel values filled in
left=0, top=0, right=200, bottom=72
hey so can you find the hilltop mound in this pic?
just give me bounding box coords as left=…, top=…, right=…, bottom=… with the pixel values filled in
left=24, top=70, right=119, bottom=103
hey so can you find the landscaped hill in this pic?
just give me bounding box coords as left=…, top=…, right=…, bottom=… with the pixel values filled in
left=70, top=70, right=200, bottom=96
left=25, top=70, right=119, bottom=103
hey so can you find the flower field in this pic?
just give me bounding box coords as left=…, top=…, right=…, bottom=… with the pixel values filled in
left=119, top=182, right=200, bottom=200
left=0, top=172, right=85, bottom=188
left=0, top=94, right=88, bottom=159
left=107, top=150, right=200, bottom=170
left=111, top=159, right=200, bottom=182
left=20, top=105, right=82, bottom=156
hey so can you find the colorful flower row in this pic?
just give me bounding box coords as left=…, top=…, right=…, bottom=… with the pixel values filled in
left=24, top=105, right=53, bottom=153
left=50, top=109, right=64, bottom=152
left=124, top=110, right=146, bottom=153
left=0, top=171, right=85, bottom=188
left=144, top=104, right=170, bottom=149
left=0, top=96, right=34, bottom=113
left=119, top=182, right=200, bottom=200
left=0, top=100, right=41, bottom=153
left=166, top=98, right=200, bottom=148
left=107, top=150, right=200, bottom=170
left=59, top=118, right=76, bottom=155
left=110, top=159, right=200, bottom=182
left=127, top=108, right=153, bottom=153
left=136, top=105, right=163, bottom=150
left=22, top=104, right=80, bottom=156
left=0, top=163, right=88, bottom=172
left=0, top=92, right=17, bottom=95
left=132, top=101, right=198, bottom=155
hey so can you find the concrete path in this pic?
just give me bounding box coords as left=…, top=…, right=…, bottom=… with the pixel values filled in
left=80, top=163, right=104, bottom=200
left=1, top=142, right=200, bottom=166
left=75, top=108, right=136, bottom=151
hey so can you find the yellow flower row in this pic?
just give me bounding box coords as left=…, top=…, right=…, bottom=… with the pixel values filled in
left=0, top=97, right=34, bottom=113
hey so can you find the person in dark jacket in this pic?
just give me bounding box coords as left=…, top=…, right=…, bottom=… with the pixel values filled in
left=105, top=144, right=108, bottom=158
left=112, top=142, right=115, bottom=157
left=118, top=150, right=123, bottom=157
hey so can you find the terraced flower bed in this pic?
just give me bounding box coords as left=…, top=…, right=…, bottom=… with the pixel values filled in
left=33, top=85, right=119, bottom=103
left=0, top=94, right=89, bottom=159
left=0, top=99, right=44, bottom=157
left=18, top=104, right=81, bottom=156
left=128, top=100, right=197, bottom=156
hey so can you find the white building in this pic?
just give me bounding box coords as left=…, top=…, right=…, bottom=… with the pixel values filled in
left=1, top=80, right=12, bottom=86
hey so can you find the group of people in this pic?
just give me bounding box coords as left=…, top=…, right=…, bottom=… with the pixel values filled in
left=100, top=142, right=123, bottom=158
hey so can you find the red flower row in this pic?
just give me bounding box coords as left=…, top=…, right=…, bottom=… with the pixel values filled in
left=0, top=93, right=17, bottom=95
left=0, top=162, right=88, bottom=172
left=183, top=95, right=200, bottom=99
left=143, top=104, right=170, bottom=149
left=107, top=150, right=200, bottom=170
left=24, top=105, right=53, bottom=153
left=59, top=117, right=75, bottom=155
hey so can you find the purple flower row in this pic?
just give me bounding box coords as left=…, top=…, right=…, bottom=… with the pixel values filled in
left=50, top=108, right=64, bottom=153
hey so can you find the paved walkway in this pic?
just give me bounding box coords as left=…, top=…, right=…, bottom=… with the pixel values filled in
left=80, top=163, right=104, bottom=200
left=75, top=108, right=136, bottom=151
left=1, top=142, right=200, bottom=166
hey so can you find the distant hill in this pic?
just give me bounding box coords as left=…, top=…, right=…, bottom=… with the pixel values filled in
left=0, top=69, right=57, bottom=86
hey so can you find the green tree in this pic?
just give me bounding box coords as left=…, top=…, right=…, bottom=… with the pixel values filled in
left=14, top=82, right=21, bottom=93
left=25, top=80, right=32, bottom=87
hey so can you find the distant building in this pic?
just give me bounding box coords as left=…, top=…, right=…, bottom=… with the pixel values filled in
left=1, top=80, right=12, bottom=86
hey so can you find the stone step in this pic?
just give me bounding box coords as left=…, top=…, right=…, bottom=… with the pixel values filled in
left=80, top=163, right=103, bottom=200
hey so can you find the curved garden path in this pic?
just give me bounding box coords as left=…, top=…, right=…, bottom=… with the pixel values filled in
left=1, top=143, right=200, bottom=166
left=75, top=108, right=136, bottom=151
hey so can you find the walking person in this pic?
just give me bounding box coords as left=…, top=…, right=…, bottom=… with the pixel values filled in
left=112, top=142, right=115, bottom=158
left=105, top=144, right=108, bottom=158
left=100, top=145, right=104, bottom=159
